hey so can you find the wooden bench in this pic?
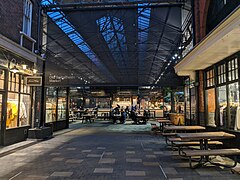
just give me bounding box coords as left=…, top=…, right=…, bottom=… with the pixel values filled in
left=162, top=133, right=176, bottom=144
left=175, top=141, right=223, bottom=155
left=182, top=148, right=240, bottom=168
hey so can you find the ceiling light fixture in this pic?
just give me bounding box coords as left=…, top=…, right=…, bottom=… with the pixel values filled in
left=10, top=66, right=20, bottom=73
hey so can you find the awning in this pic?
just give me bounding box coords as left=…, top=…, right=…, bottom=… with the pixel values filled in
left=174, top=6, right=240, bottom=81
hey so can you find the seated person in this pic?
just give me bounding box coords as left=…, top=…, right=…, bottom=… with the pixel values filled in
left=130, top=110, right=138, bottom=124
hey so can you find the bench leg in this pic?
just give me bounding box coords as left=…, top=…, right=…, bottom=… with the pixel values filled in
left=189, top=156, right=205, bottom=169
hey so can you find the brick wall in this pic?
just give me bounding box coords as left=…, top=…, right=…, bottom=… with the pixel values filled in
left=193, top=0, right=210, bottom=44
left=0, top=0, right=40, bottom=52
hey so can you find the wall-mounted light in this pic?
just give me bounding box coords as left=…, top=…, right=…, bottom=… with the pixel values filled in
left=33, top=68, right=37, bottom=74
left=10, top=66, right=20, bottom=73
left=22, top=64, right=27, bottom=70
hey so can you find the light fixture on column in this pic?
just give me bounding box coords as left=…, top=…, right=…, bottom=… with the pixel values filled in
left=22, top=64, right=27, bottom=70
left=33, top=68, right=38, bottom=74
left=10, top=66, right=20, bottom=73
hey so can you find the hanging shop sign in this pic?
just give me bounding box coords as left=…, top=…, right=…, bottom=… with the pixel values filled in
left=26, top=76, right=42, bottom=86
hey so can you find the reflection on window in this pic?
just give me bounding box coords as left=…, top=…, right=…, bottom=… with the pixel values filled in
left=19, top=94, right=31, bottom=126
left=228, top=58, right=238, bottom=81
left=58, top=97, right=66, bottom=121
left=229, top=82, right=239, bottom=130
left=217, top=64, right=226, bottom=84
left=218, top=86, right=227, bottom=127
left=206, top=69, right=215, bottom=87
left=0, top=70, right=4, bottom=89
left=7, top=93, right=19, bottom=128
left=46, top=97, right=57, bottom=123
left=206, top=88, right=216, bottom=127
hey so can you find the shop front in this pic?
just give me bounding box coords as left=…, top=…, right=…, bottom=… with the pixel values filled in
left=174, top=7, right=240, bottom=140
left=45, top=87, right=69, bottom=131
left=0, top=48, right=38, bottom=145
left=204, top=53, right=240, bottom=131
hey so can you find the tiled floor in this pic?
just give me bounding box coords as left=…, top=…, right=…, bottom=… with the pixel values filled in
left=0, top=120, right=239, bottom=179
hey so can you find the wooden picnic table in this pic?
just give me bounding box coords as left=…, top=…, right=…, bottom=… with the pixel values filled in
left=82, top=114, right=95, bottom=123
left=176, top=131, right=237, bottom=168
left=156, top=119, right=172, bottom=131
left=164, top=125, right=206, bottom=132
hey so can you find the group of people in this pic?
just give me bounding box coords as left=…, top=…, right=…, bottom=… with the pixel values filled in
left=111, top=104, right=150, bottom=124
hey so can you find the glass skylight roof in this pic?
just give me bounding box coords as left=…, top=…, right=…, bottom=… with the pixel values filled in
left=41, top=0, right=116, bottom=82
left=96, top=16, right=128, bottom=68
left=138, top=3, right=151, bottom=72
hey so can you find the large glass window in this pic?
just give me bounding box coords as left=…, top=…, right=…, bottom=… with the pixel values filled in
left=57, top=88, right=67, bottom=121
left=228, top=57, right=238, bottom=81
left=7, top=73, right=32, bottom=129
left=19, top=94, right=31, bottom=126
left=217, top=86, right=227, bottom=127
left=229, top=82, right=239, bottom=130
left=206, top=88, right=216, bottom=127
left=7, top=93, right=19, bottom=128
left=45, top=87, right=57, bottom=123
left=206, top=69, right=215, bottom=87
left=0, top=70, right=5, bottom=89
left=23, top=0, right=33, bottom=36
left=217, top=64, right=226, bottom=84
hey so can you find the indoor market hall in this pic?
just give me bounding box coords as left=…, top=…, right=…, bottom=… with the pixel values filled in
left=0, top=0, right=240, bottom=179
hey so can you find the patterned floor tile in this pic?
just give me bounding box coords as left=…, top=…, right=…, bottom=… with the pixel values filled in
left=143, top=162, right=159, bottom=166
left=87, top=154, right=102, bottom=158
left=99, top=158, right=116, bottom=164
left=65, top=159, right=84, bottom=163
left=94, top=168, right=113, bottom=173
left=126, top=151, right=135, bottom=154
left=126, top=158, right=142, bottom=163
left=50, top=171, right=73, bottom=177
left=51, top=157, right=64, bottom=161
left=82, top=150, right=92, bottom=153
left=126, top=170, right=146, bottom=176
left=146, top=155, right=157, bottom=158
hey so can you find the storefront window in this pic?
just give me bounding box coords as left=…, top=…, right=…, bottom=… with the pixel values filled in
left=229, top=82, right=239, bottom=130
left=206, top=69, right=215, bottom=87
left=228, top=58, right=238, bottom=81
left=7, top=93, right=19, bottom=128
left=58, top=97, right=66, bottom=121
left=6, top=73, right=32, bottom=129
left=217, top=86, right=227, bottom=127
left=206, top=88, right=216, bottom=127
left=57, top=87, right=67, bottom=121
left=45, top=87, right=57, bottom=123
left=217, top=64, right=226, bottom=84
left=19, top=94, right=31, bottom=126
left=185, top=85, right=190, bottom=120
left=0, top=70, right=5, bottom=89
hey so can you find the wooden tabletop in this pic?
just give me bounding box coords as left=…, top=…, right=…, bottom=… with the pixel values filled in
left=157, top=120, right=171, bottom=123
left=164, top=125, right=205, bottom=131
left=177, top=131, right=236, bottom=141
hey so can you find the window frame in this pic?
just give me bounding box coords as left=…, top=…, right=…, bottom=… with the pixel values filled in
left=22, top=0, right=33, bottom=36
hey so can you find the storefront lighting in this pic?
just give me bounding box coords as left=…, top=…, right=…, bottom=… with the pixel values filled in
left=172, top=56, right=175, bottom=60
left=174, top=53, right=178, bottom=57
left=10, top=66, right=20, bottom=73
left=33, top=69, right=37, bottom=74
left=22, top=64, right=27, bottom=70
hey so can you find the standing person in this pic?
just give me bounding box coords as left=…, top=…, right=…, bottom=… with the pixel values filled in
left=125, top=106, right=130, bottom=119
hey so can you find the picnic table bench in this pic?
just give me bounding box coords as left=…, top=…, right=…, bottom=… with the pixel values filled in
left=177, top=131, right=238, bottom=168
left=182, top=148, right=240, bottom=168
